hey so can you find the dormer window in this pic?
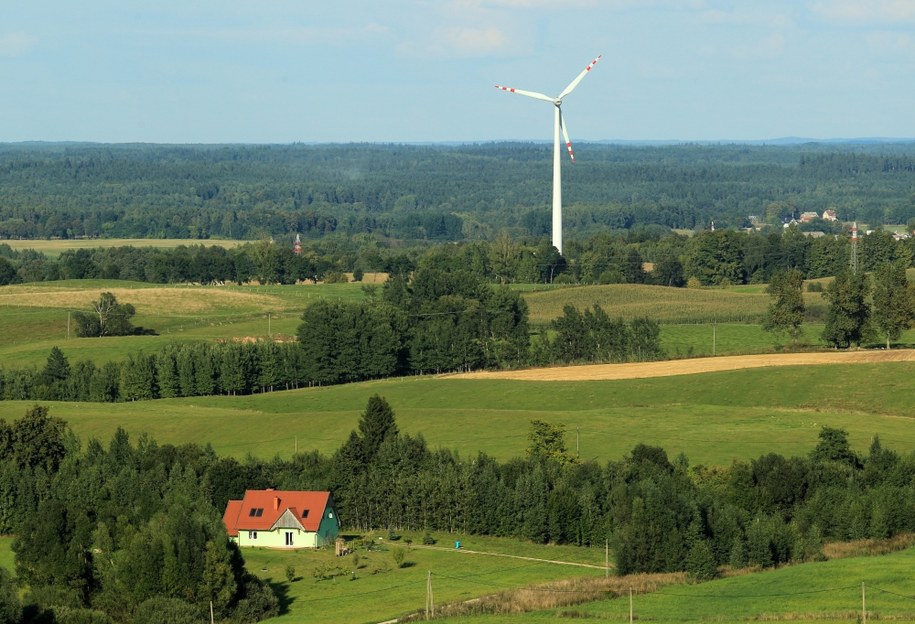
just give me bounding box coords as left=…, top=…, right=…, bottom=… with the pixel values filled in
left=248, top=508, right=264, bottom=517
left=301, top=509, right=309, bottom=518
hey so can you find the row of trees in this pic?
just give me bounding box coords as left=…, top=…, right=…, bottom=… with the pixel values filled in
left=764, top=262, right=915, bottom=348
left=2, top=223, right=914, bottom=292
left=536, top=304, right=663, bottom=364
left=0, top=342, right=311, bottom=403
left=320, top=399, right=915, bottom=576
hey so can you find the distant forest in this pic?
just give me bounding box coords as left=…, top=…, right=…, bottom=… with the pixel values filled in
left=2, top=142, right=915, bottom=242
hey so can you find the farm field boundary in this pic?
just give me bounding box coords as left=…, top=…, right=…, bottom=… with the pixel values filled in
left=452, top=349, right=915, bottom=381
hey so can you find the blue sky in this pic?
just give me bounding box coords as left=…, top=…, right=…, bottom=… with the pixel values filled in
left=2, top=0, right=915, bottom=143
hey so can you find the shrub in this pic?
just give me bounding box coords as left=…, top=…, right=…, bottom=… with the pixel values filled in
left=392, top=547, right=406, bottom=568
left=285, top=565, right=296, bottom=583
left=422, top=532, right=436, bottom=545
left=685, top=540, right=718, bottom=581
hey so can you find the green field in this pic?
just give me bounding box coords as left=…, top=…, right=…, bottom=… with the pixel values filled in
left=0, top=280, right=367, bottom=366
left=523, top=283, right=829, bottom=325
left=438, top=546, right=915, bottom=623
left=2, top=359, right=914, bottom=466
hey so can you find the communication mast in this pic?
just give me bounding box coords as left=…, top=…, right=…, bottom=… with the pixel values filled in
left=850, top=221, right=858, bottom=274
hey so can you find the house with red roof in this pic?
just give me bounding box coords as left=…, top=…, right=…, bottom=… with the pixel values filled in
left=223, top=489, right=340, bottom=549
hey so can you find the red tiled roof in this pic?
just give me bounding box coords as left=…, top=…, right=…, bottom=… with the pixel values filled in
left=223, top=490, right=332, bottom=536
left=223, top=500, right=243, bottom=537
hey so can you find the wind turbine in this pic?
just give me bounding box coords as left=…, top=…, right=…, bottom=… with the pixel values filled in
left=496, top=55, right=601, bottom=256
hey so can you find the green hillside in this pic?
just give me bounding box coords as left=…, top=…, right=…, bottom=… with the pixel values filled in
left=2, top=359, right=913, bottom=466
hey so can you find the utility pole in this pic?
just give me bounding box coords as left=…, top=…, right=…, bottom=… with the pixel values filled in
left=861, top=581, right=866, bottom=624
left=426, top=571, right=434, bottom=619
left=67, top=311, right=71, bottom=340
left=268, top=312, right=272, bottom=337
left=629, top=587, right=633, bottom=624
left=576, top=428, right=580, bottom=458
left=712, top=322, right=716, bottom=356
left=605, top=540, right=609, bottom=578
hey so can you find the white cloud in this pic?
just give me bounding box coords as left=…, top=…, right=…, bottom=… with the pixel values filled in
left=810, top=0, right=915, bottom=24
left=181, top=23, right=390, bottom=47
left=442, top=26, right=510, bottom=55
left=0, top=32, right=36, bottom=58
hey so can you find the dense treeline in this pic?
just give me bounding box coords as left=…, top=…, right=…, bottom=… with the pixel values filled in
left=269, top=400, right=915, bottom=575
left=0, top=342, right=310, bottom=402
left=6, top=399, right=915, bottom=623
left=2, top=220, right=914, bottom=291
left=2, top=142, right=915, bottom=242
left=0, top=406, right=279, bottom=624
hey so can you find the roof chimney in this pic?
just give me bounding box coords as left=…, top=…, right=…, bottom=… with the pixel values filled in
left=273, top=496, right=280, bottom=510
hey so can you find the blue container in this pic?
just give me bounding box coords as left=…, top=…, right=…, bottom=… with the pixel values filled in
left=455, top=541, right=461, bottom=549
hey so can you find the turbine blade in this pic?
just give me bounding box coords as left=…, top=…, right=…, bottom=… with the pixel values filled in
left=560, top=110, right=575, bottom=162
left=558, top=54, right=602, bottom=100
left=495, top=84, right=555, bottom=103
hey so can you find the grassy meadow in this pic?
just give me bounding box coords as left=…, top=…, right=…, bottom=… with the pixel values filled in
left=3, top=359, right=915, bottom=466
left=243, top=531, right=606, bottom=623
left=438, top=545, right=915, bottom=623
left=523, top=282, right=828, bottom=325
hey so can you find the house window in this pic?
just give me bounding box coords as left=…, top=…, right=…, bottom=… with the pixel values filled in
left=248, top=531, right=257, bottom=540
left=301, top=509, right=309, bottom=518
left=248, top=508, right=264, bottom=517
left=285, top=532, right=294, bottom=546
left=328, top=512, right=333, bottom=518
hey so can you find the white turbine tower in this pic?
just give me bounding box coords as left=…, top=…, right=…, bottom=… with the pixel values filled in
left=496, top=55, right=601, bottom=256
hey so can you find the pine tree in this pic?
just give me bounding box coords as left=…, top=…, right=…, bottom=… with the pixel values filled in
left=358, top=395, right=398, bottom=461
left=41, top=346, right=71, bottom=385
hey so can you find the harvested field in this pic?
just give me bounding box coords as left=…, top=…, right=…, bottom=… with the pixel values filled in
left=0, top=285, right=282, bottom=314
left=452, top=349, right=915, bottom=381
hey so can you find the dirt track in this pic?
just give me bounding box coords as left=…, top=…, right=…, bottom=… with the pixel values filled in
left=451, top=349, right=915, bottom=382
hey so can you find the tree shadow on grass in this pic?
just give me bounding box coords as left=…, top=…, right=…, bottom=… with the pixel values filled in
left=268, top=580, right=294, bottom=616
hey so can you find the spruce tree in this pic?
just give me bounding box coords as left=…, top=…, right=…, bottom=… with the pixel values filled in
left=358, top=395, right=398, bottom=460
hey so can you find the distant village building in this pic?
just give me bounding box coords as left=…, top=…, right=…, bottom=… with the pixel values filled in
left=822, top=209, right=838, bottom=222
left=799, top=211, right=819, bottom=224
left=223, top=489, right=340, bottom=549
